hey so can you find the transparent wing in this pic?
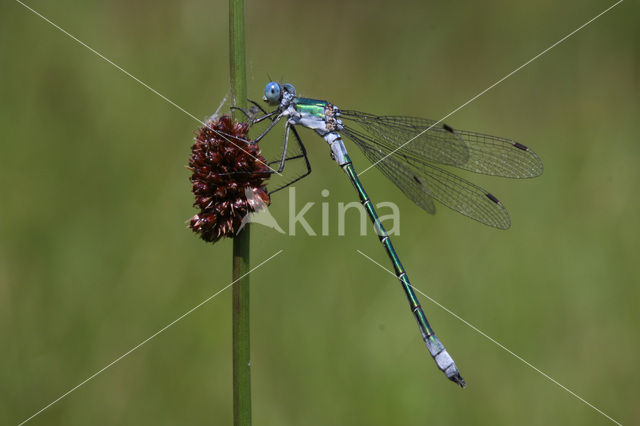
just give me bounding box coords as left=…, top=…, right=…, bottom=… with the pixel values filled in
left=342, top=126, right=511, bottom=229
left=340, top=110, right=543, bottom=178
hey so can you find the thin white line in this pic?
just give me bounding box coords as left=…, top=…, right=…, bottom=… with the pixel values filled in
left=360, top=0, right=623, bottom=175
left=18, top=249, right=284, bottom=426
left=356, top=249, right=622, bottom=426
left=15, top=0, right=281, bottom=176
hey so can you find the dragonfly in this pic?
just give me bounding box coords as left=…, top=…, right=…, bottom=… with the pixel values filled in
left=231, top=81, right=543, bottom=388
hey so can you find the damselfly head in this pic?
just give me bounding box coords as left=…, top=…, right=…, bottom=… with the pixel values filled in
left=263, top=81, right=296, bottom=106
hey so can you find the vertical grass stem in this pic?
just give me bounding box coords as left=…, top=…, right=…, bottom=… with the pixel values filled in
left=229, top=0, right=251, bottom=424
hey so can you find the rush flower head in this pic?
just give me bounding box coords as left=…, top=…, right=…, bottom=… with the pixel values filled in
left=188, top=114, right=271, bottom=243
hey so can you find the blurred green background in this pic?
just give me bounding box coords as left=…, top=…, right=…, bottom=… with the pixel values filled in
left=1, top=0, right=638, bottom=424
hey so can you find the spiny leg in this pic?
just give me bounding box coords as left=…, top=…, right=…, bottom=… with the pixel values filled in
left=231, top=106, right=279, bottom=125
left=252, top=114, right=283, bottom=143
left=230, top=99, right=273, bottom=123
left=247, top=99, right=271, bottom=117
left=291, top=125, right=311, bottom=180
left=267, top=154, right=306, bottom=165
left=268, top=125, right=312, bottom=195
left=229, top=99, right=281, bottom=145
left=222, top=102, right=311, bottom=193
left=276, top=122, right=292, bottom=173
left=217, top=125, right=305, bottom=178
left=215, top=125, right=311, bottom=195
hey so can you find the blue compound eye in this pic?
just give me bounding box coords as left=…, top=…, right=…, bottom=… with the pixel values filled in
left=264, top=81, right=281, bottom=105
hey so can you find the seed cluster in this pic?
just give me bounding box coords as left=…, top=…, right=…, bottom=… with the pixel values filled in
left=188, top=115, right=270, bottom=243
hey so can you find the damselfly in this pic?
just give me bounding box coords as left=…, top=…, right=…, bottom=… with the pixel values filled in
left=231, top=82, right=543, bottom=387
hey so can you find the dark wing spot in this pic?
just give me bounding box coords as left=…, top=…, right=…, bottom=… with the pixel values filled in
left=443, top=123, right=455, bottom=133
left=513, top=142, right=529, bottom=151
left=413, top=175, right=422, bottom=184
left=485, top=192, right=500, bottom=204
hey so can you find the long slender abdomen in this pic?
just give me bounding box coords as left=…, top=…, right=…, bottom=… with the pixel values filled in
left=342, top=160, right=465, bottom=387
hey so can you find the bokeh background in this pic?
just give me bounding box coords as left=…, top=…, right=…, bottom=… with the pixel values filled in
left=2, top=0, right=638, bottom=424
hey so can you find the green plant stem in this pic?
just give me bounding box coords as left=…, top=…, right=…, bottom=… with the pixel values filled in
left=232, top=226, right=251, bottom=426
left=229, top=0, right=251, bottom=425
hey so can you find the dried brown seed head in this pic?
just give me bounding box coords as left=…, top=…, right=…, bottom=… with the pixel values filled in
left=188, top=115, right=270, bottom=243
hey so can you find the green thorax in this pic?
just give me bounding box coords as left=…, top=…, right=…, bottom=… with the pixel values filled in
left=294, top=97, right=328, bottom=118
